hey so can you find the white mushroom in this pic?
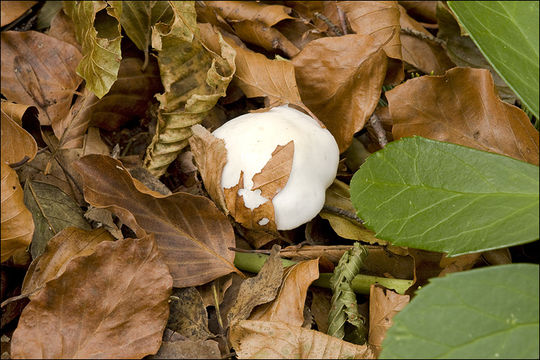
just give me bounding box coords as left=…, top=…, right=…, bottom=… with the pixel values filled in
left=212, top=105, right=339, bottom=230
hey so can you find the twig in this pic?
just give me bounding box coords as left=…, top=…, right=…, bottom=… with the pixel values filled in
left=314, top=12, right=343, bottom=36
left=228, top=247, right=271, bottom=254
left=322, top=205, right=363, bottom=224
left=368, top=112, right=388, bottom=148
left=337, top=7, right=349, bottom=35
left=400, top=27, right=446, bottom=47
left=9, top=156, right=30, bottom=169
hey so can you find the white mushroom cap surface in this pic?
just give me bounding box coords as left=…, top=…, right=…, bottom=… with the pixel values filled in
left=212, top=105, right=339, bottom=230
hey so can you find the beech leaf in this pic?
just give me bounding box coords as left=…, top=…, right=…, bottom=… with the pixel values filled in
left=388, top=67, right=539, bottom=165
left=73, top=154, right=239, bottom=287
left=204, top=1, right=293, bottom=27
left=0, top=30, right=82, bottom=126
left=1, top=101, right=37, bottom=165
left=11, top=234, right=172, bottom=359
left=167, top=287, right=211, bottom=341
left=350, top=136, right=540, bottom=256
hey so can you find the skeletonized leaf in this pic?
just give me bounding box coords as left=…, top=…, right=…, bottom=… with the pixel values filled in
left=250, top=259, right=319, bottom=327
left=73, top=154, right=239, bottom=287
left=350, top=136, right=539, bottom=256
left=0, top=30, right=82, bottom=126
left=1, top=102, right=37, bottom=165
left=204, top=1, right=293, bottom=27
left=23, top=180, right=91, bottom=259
left=1, top=162, right=33, bottom=264
left=230, top=320, right=375, bottom=359
left=293, top=34, right=387, bottom=153
left=143, top=2, right=235, bottom=176
left=388, top=67, right=539, bottom=165
left=63, top=1, right=122, bottom=98
left=21, top=227, right=113, bottom=297
left=11, top=234, right=172, bottom=359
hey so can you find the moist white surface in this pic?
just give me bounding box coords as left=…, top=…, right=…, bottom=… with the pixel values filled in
left=213, top=105, right=339, bottom=230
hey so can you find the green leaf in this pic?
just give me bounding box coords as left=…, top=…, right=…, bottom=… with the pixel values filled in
left=448, top=1, right=539, bottom=118
left=350, top=136, right=539, bottom=256
left=143, top=2, right=235, bottom=176
left=328, top=242, right=368, bottom=344
left=63, top=1, right=122, bottom=98
left=380, top=264, right=539, bottom=359
left=23, top=180, right=91, bottom=259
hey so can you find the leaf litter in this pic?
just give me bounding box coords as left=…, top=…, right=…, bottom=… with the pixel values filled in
left=0, top=1, right=538, bottom=359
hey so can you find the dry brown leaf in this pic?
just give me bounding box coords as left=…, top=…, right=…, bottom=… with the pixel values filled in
left=438, top=253, right=482, bottom=277
left=21, top=227, right=113, bottom=297
left=150, top=339, right=221, bottom=359
left=82, top=127, right=110, bottom=156
left=232, top=20, right=300, bottom=58
left=1, top=162, right=33, bottom=264
left=293, top=34, right=386, bottom=153
left=250, top=259, right=319, bottom=327
left=1, top=102, right=37, bottom=165
left=47, top=10, right=80, bottom=50
left=189, top=124, right=228, bottom=213
left=0, top=1, right=36, bottom=27
left=274, top=19, right=324, bottom=51
left=228, top=245, right=284, bottom=326
left=0, top=31, right=82, bottom=127
left=11, top=234, right=172, bottom=359
left=167, top=287, right=211, bottom=341
left=310, top=287, right=332, bottom=333
left=230, top=320, right=375, bottom=359
left=388, top=67, right=540, bottom=165
left=399, top=0, right=437, bottom=24
left=73, top=154, right=240, bottom=287
left=204, top=1, right=293, bottom=27
left=197, top=274, right=233, bottom=308
left=398, top=5, right=454, bottom=74
left=89, top=57, right=162, bottom=131
left=368, top=285, right=410, bottom=356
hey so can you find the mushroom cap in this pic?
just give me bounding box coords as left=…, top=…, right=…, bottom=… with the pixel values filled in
left=213, top=105, right=339, bottom=230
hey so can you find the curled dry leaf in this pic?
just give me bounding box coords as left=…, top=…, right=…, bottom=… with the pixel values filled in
left=388, top=67, right=540, bottom=165
left=368, top=285, right=410, bottom=356
left=232, top=20, right=300, bottom=58
left=0, top=1, right=37, bottom=27
left=1, top=162, right=33, bottom=264
left=1, top=102, right=37, bottom=165
left=21, top=227, right=113, bottom=297
left=250, top=259, right=319, bottom=327
left=11, top=234, right=172, bottom=359
left=224, top=141, right=294, bottom=231
left=230, top=320, right=375, bottom=359
left=228, top=245, right=284, bottom=326
left=293, top=34, right=387, bottom=153
left=0, top=30, right=82, bottom=126
left=189, top=124, right=228, bottom=213
left=73, top=154, right=239, bottom=287
left=204, top=1, right=293, bottom=27
left=398, top=5, right=454, bottom=75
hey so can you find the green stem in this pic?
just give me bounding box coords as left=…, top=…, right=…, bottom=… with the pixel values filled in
left=234, top=252, right=413, bottom=295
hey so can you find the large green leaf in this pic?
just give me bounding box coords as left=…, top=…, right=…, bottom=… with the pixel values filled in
left=380, top=264, right=539, bottom=358
left=448, top=1, right=539, bottom=118
left=350, top=136, right=539, bottom=256
left=63, top=1, right=122, bottom=99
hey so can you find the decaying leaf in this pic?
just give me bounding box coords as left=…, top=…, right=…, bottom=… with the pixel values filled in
left=320, top=179, right=386, bottom=245
left=73, top=154, right=240, bottom=287
left=204, top=1, right=293, bottom=27
left=388, top=67, right=540, bottom=165
left=11, top=234, right=172, bottom=359
left=224, top=141, right=294, bottom=232
left=46, top=8, right=79, bottom=48
left=228, top=245, right=284, bottom=326
left=189, top=124, right=228, bottom=213
left=232, top=20, right=300, bottom=58
left=23, top=180, right=91, bottom=259
left=167, top=287, right=211, bottom=341
left=150, top=339, right=221, bottom=359
left=368, top=285, right=410, bottom=356
left=63, top=1, right=122, bottom=98
left=1, top=101, right=37, bottom=165
left=21, top=227, right=113, bottom=297
left=293, top=34, right=387, bottom=153
left=398, top=5, right=454, bottom=75
left=250, top=259, right=319, bottom=327
left=0, top=30, right=82, bottom=126
left=230, top=320, right=375, bottom=359
left=310, top=287, right=332, bottom=333
left=1, top=162, right=33, bottom=264
left=0, top=1, right=37, bottom=27
left=144, top=2, right=235, bottom=176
